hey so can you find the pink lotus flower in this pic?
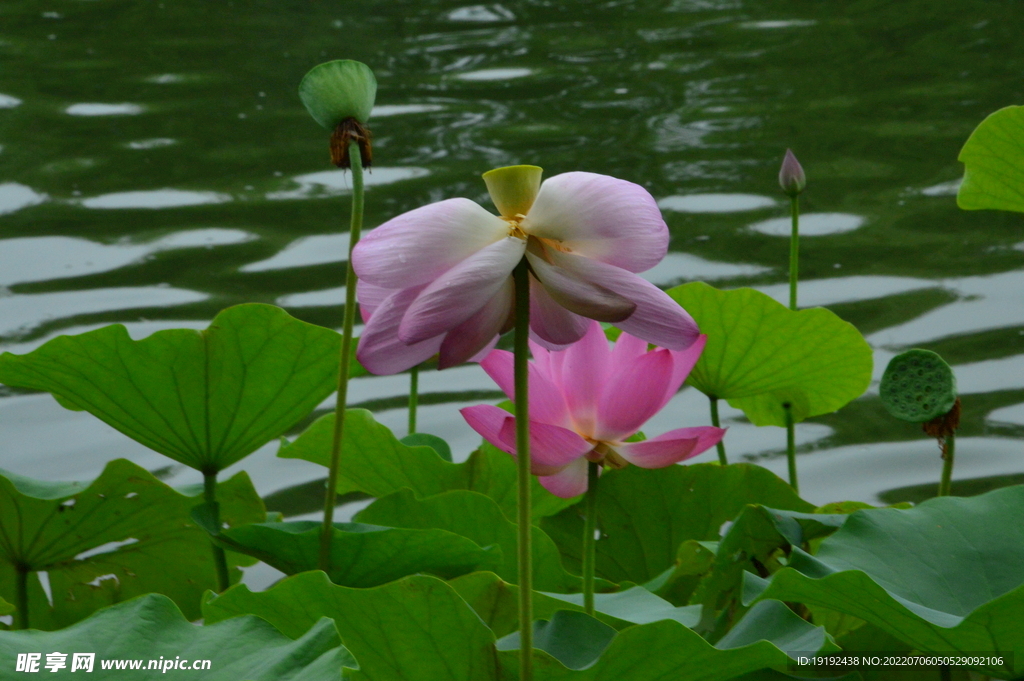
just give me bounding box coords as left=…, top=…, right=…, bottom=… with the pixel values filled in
left=352, top=167, right=699, bottom=375
left=460, top=321, right=725, bottom=498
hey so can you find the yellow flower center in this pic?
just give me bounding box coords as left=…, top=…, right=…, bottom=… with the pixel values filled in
left=502, top=214, right=529, bottom=240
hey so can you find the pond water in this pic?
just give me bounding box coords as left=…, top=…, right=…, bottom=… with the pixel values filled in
left=2, top=1, right=1023, bottom=558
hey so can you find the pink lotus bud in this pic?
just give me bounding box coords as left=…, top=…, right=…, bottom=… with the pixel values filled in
left=778, top=148, right=806, bottom=197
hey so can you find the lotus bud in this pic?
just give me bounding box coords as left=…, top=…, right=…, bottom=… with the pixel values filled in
left=778, top=148, right=806, bottom=197
left=299, top=60, right=377, bottom=168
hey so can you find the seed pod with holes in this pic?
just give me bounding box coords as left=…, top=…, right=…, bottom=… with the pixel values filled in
left=879, top=349, right=957, bottom=423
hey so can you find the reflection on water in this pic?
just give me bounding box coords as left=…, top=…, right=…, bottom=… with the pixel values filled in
left=1, top=0, right=1023, bottom=544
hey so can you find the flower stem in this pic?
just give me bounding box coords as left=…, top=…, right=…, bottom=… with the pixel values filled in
left=582, top=461, right=600, bottom=616
left=319, top=141, right=365, bottom=573
left=938, top=433, right=956, bottom=497
left=784, top=403, right=799, bottom=494
left=408, top=365, right=419, bottom=435
left=789, top=195, right=800, bottom=311
left=203, top=471, right=230, bottom=592
left=512, top=257, right=533, bottom=681
left=709, top=397, right=728, bottom=465
left=14, top=563, right=28, bottom=630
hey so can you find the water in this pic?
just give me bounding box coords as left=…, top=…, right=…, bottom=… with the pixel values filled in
left=2, top=2, right=1023, bottom=526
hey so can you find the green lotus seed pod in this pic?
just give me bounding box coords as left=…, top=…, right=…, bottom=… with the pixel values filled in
left=299, top=60, right=377, bottom=129
left=880, top=349, right=957, bottom=423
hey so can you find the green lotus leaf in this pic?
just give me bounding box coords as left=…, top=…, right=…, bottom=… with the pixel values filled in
left=540, top=463, right=812, bottom=585
left=957, top=105, right=1024, bottom=212
left=0, top=304, right=341, bottom=473
left=206, top=573, right=835, bottom=681
left=278, top=409, right=575, bottom=521
left=357, top=488, right=585, bottom=592
left=0, top=459, right=263, bottom=630
left=299, top=59, right=377, bottom=128
left=754, top=486, right=1024, bottom=678
left=211, top=520, right=500, bottom=588
left=0, top=593, right=349, bottom=680
left=666, top=282, right=872, bottom=426
left=879, top=349, right=957, bottom=422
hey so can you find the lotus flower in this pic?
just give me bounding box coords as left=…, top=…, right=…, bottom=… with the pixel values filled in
left=460, top=321, right=725, bottom=497
left=352, top=166, right=699, bottom=375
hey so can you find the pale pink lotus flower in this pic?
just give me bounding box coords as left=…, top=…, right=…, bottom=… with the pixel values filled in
left=352, top=168, right=699, bottom=375
left=460, top=321, right=725, bottom=498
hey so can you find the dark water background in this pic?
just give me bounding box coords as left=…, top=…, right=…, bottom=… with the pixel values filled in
left=2, top=0, right=1024, bottom=558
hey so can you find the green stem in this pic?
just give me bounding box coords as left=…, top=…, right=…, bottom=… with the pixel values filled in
left=512, top=257, right=533, bottom=681
left=938, top=433, right=956, bottom=497
left=319, top=141, right=365, bottom=573
left=408, top=365, right=419, bottom=435
left=582, top=461, right=600, bottom=616
left=709, top=397, right=728, bottom=466
left=784, top=403, right=799, bottom=494
left=789, top=195, right=799, bottom=311
left=203, top=471, right=230, bottom=592
left=14, top=563, right=28, bottom=630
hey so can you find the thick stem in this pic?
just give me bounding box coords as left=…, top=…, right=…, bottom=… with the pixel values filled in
left=582, top=461, right=600, bottom=616
left=320, top=141, right=365, bottom=573
left=408, top=365, right=419, bottom=435
left=512, top=258, right=533, bottom=681
left=203, top=471, right=230, bottom=592
left=784, top=403, right=799, bottom=494
left=789, top=195, right=800, bottom=311
left=14, top=563, right=28, bottom=630
left=709, top=397, right=728, bottom=466
left=938, top=433, right=956, bottom=497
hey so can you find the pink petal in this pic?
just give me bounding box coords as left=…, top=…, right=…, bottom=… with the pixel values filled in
left=560, top=320, right=613, bottom=438
left=538, top=458, right=591, bottom=499
left=526, top=248, right=635, bottom=323
left=438, top=277, right=513, bottom=369
left=609, top=331, right=649, bottom=371
left=461, top=404, right=515, bottom=455
left=523, top=172, right=668, bottom=273
left=615, top=427, right=726, bottom=468
left=479, top=349, right=571, bottom=428
left=356, top=280, right=392, bottom=323
left=468, top=336, right=500, bottom=363
left=594, top=348, right=674, bottom=442
left=497, top=417, right=593, bottom=471
left=657, top=334, right=707, bottom=412
left=399, top=237, right=525, bottom=344
left=545, top=249, right=699, bottom=350
left=528, top=274, right=591, bottom=347
left=356, top=286, right=443, bottom=375
left=353, top=198, right=509, bottom=290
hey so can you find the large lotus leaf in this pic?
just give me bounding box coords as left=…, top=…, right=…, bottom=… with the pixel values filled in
left=278, top=409, right=574, bottom=521
left=208, top=572, right=832, bottom=681
left=540, top=463, right=812, bottom=584
left=754, top=486, right=1024, bottom=678
left=0, top=597, right=12, bottom=617
left=209, top=520, right=499, bottom=588
left=356, top=488, right=583, bottom=592
left=0, top=459, right=263, bottom=630
left=666, top=282, right=872, bottom=426
left=957, top=105, right=1024, bottom=212
left=0, top=593, right=349, bottom=680
left=0, top=304, right=340, bottom=472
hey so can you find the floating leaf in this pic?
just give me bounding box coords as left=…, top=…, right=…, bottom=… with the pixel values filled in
left=211, top=520, right=499, bottom=588
left=879, top=349, right=957, bottom=422
left=299, top=60, right=377, bottom=128
left=754, top=486, right=1024, bottom=678
left=279, top=409, right=574, bottom=521
left=0, top=304, right=341, bottom=473
left=666, top=282, right=872, bottom=426
left=496, top=610, right=617, bottom=671
left=0, top=459, right=263, bottom=630
left=957, top=105, right=1024, bottom=213
left=540, top=463, right=812, bottom=584
left=0, top=593, right=349, bottom=680
left=357, top=488, right=584, bottom=591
